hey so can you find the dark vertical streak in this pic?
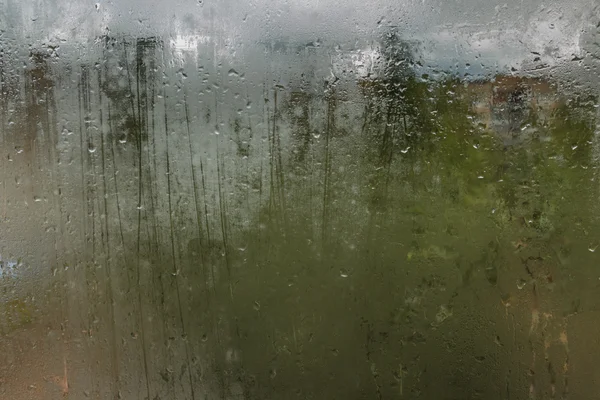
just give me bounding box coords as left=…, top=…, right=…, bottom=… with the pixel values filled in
left=199, top=159, right=212, bottom=246
left=139, top=40, right=160, bottom=259
left=382, top=104, right=398, bottom=198
left=98, top=70, right=120, bottom=397
left=148, top=45, right=161, bottom=257
left=214, top=69, right=240, bottom=397
left=215, top=104, right=236, bottom=400
left=267, top=88, right=276, bottom=218
left=136, top=39, right=153, bottom=255
left=123, top=40, right=152, bottom=400
left=163, top=71, right=197, bottom=400
left=81, top=66, right=98, bottom=258
left=0, top=59, right=5, bottom=222
left=183, top=89, right=209, bottom=300
left=365, top=101, right=395, bottom=248
left=321, top=92, right=334, bottom=249
left=244, top=87, right=254, bottom=222
left=135, top=42, right=144, bottom=139
left=88, top=82, right=98, bottom=260
left=123, top=42, right=143, bottom=215
left=42, top=66, right=70, bottom=399
left=183, top=91, right=203, bottom=239
left=78, top=65, right=97, bottom=391
left=147, top=45, right=171, bottom=393
left=78, top=69, right=88, bottom=256
left=308, top=137, right=314, bottom=239
left=274, top=89, right=286, bottom=220
left=216, top=143, right=231, bottom=290
left=361, top=100, right=373, bottom=136
left=106, top=105, right=129, bottom=288
left=258, top=93, right=265, bottom=222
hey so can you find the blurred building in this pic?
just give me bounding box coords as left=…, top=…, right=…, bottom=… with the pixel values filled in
left=465, top=75, right=560, bottom=137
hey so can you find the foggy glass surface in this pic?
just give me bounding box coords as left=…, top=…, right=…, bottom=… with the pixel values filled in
left=1, top=1, right=600, bottom=399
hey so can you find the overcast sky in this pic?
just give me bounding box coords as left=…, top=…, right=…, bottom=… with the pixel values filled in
left=2, top=0, right=599, bottom=75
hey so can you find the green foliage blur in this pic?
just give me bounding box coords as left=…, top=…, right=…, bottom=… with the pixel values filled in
left=359, top=27, right=598, bottom=242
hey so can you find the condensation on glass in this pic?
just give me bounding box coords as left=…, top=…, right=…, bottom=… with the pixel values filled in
left=1, top=0, right=600, bottom=399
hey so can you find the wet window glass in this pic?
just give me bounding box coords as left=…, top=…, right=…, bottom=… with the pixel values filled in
left=1, top=0, right=599, bottom=399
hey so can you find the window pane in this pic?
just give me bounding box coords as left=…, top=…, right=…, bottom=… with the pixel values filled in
left=0, top=1, right=598, bottom=399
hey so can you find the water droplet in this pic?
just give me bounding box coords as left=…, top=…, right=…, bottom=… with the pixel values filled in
left=15, top=147, right=23, bottom=154
left=228, top=69, right=239, bottom=77
left=589, top=243, right=598, bottom=253
left=401, top=147, right=410, bottom=154
left=253, top=301, right=260, bottom=311
left=435, top=305, right=452, bottom=324
left=88, top=145, right=96, bottom=153
left=517, top=279, right=527, bottom=290
left=340, top=269, right=349, bottom=278
left=494, top=335, right=502, bottom=346
left=95, top=2, right=100, bottom=11
left=214, top=130, right=220, bottom=135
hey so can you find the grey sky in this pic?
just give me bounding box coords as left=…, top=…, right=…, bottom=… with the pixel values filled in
left=2, top=0, right=599, bottom=74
